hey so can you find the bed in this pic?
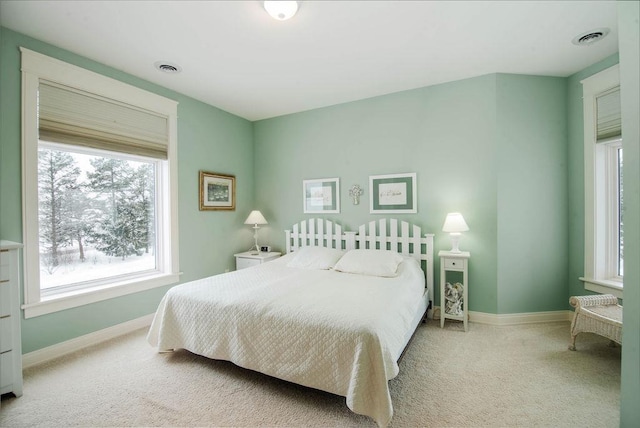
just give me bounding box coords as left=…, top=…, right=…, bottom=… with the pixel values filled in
left=148, top=218, right=434, bottom=427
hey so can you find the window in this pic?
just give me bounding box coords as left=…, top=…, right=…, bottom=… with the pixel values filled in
left=581, top=65, right=623, bottom=298
left=38, top=144, right=158, bottom=294
left=21, top=48, right=179, bottom=318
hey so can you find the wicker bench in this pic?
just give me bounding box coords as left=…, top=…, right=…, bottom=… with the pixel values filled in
left=569, top=294, right=622, bottom=351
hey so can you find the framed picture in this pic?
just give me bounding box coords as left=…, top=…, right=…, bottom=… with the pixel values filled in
left=303, top=178, right=340, bottom=214
left=369, top=172, right=417, bottom=214
left=199, top=171, right=235, bottom=211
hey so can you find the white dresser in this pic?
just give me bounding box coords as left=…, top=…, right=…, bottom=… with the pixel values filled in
left=0, top=240, right=23, bottom=401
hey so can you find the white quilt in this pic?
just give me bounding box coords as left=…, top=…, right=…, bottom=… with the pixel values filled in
left=147, top=253, right=426, bottom=427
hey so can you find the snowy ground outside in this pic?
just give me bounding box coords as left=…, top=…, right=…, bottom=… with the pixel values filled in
left=40, top=247, right=155, bottom=289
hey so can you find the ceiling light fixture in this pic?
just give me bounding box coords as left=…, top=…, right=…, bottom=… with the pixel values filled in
left=264, top=1, right=298, bottom=21
left=572, top=28, right=610, bottom=46
left=154, top=61, right=182, bottom=73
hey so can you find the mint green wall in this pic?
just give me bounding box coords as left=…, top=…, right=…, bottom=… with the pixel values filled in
left=254, top=73, right=569, bottom=314
left=0, top=28, right=255, bottom=353
left=496, top=74, right=568, bottom=313
left=618, top=1, right=640, bottom=425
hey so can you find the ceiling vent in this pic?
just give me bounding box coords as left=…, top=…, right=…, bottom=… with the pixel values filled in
left=572, top=28, right=610, bottom=46
left=154, top=61, right=182, bottom=73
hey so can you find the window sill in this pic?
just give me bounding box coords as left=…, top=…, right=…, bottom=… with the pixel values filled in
left=22, top=272, right=181, bottom=318
left=579, top=277, right=623, bottom=299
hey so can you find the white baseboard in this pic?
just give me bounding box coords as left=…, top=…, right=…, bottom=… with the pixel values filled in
left=22, top=313, right=155, bottom=369
left=434, top=306, right=573, bottom=326
left=469, top=310, right=573, bottom=325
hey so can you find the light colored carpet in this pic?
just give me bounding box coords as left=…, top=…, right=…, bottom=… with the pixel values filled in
left=0, top=320, right=620, bottom=427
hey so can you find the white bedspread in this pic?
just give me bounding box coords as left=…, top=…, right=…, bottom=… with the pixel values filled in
left=147, top=253, right=426, bottom=426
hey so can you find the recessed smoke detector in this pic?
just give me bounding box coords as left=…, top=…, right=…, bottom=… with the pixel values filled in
left=154, top=61, right=182, bottom=73
left=572, top=28, right=610, bottom=46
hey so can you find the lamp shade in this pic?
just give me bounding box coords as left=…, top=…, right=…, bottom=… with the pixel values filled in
left=264, top=1, right=298, bottom=20
left=244, top=210, right=268, bottom=225
left=442, top=213, right=469, bottom=233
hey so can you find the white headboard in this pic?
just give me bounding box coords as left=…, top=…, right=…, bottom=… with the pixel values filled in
left=285, top=218, right=435, bottom=304
left=356, top=219, right=434, bottom=305
left=285, top=218, right=349, bottom=252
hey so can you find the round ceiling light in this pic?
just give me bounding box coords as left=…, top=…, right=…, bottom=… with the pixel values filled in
left=264, top=1, right=298, bottom=21
left=572, top=28, right=610, bottom=46
left=154, top=61, right=182, bottom=73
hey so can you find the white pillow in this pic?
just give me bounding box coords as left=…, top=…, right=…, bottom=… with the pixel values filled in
left=286, top=246, right=346, bottom=270
left=333, top=249, right=404, bottom=277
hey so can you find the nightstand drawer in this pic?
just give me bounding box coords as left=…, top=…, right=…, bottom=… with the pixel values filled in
left=236, top=257, right=260, bottom=270
left=443, top=258, right=467, bottom=270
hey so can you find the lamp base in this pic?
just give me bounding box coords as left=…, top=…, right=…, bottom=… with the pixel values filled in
left=249, top=225, right=260, bottom=255
left=449, top=233, right=462, bottom=253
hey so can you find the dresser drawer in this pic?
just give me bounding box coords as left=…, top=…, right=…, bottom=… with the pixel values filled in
left=0, top=350, right=14, bottom=389
left=0, top=316, right=13, bottom=353
left=0, top=252, right=9, bottom=282
left=0, top=281, right=10, bottom=317
left=0, top=248, right=10, bottom=265
left=1, top=248, right=13, bottom=318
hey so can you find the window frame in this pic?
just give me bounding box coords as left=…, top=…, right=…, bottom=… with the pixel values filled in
left=21, top=48, right=180, bottom=318
left=581, top=64, right=623, bottom=298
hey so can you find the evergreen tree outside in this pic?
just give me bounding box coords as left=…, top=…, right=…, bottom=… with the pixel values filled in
left=66, top=183, right=99, bottom=262
left=38, top=148, right=80, bottom=271
left=130, top=164, right=155, bottom=255
left=87, top=159, right=155, bottom=260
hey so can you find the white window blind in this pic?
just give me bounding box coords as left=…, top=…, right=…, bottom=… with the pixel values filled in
left=596, top=87, right=621, bottom=143
left=38, top=81, right=169, bottom=159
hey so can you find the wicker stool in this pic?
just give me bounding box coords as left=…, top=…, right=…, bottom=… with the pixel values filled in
left=569, top=294, right=622, bottom=351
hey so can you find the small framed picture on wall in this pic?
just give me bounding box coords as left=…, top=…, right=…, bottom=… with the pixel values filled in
left=369, top=172, right=417, bottom=214
left=303, top=178, right=340, bottom=214
left=199, top=171, right=236, bottom=211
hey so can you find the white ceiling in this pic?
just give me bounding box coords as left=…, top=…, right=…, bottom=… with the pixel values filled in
left=0, top=1, right=619, bottom=121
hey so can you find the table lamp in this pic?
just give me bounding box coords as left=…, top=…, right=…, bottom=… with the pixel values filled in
left=244, top=210, right=268, bottom=254
left=442, top=212, right=469, bottom=253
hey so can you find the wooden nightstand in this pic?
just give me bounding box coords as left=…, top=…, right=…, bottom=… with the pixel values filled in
left=234, top=251, right=281, bottom=270
left=439, top=250, right=470, bottom=332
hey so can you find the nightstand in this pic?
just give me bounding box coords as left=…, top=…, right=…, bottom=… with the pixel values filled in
left=439, top=250, right=470, bottom=332
left=234, top=251, right=281, bottom=270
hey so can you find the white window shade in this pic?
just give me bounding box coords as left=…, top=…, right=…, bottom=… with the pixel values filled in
left=596, top=88, right=621, bottom=142
left=38, top=81, right=169, bottom=159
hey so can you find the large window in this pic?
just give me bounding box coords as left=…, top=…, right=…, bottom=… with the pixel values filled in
left=21, top=48, right=179, bottom=318
left=38, top=144, right=158, bottom=294
left=581, top=65, right=623, bottom=298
